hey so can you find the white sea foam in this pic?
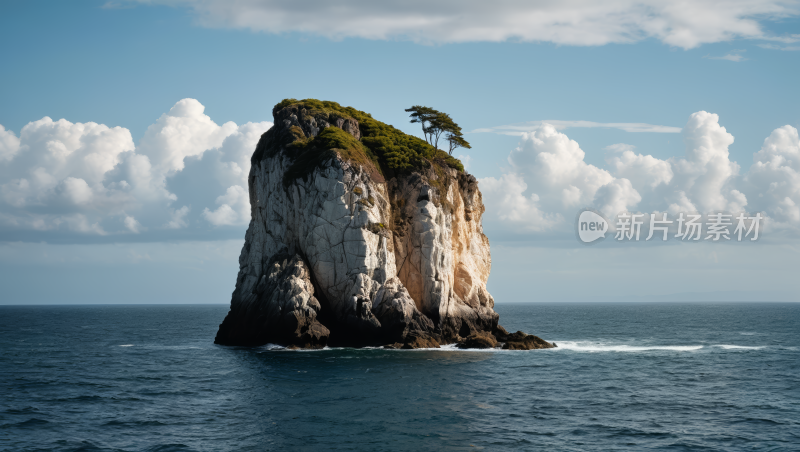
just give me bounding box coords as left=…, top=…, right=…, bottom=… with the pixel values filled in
left=402, top=344, right=506, bottom=352
left=261, top=343, right=285, bottom=350
left=260, top=343, right=333, bottom=351
left=714, top=345, right=765, bottom=350
left=437, top=344, right=461, bottom=350
left=555, top=342, right=703, bottom=352
left=119, top=344, right=134, bottom=347
left=145, top=345, right=203, bottom=350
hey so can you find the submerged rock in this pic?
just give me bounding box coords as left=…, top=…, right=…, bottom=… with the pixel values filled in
left=215, top=99, right=554, bottom=350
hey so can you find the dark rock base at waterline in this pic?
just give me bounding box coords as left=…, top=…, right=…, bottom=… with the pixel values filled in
left=455, top=325, right=557, bottom=350
left=216, top=318, right=555, bottom=350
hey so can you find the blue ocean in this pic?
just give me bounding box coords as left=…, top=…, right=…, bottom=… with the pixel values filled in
left=1, top=303, right=798, bottom=451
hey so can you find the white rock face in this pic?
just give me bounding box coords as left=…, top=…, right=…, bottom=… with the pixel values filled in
left=216, top=108, right=498, bottom=347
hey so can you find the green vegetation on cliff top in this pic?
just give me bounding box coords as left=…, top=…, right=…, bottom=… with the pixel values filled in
left=282, top=126, right=384, bottom=188
left=254, top=99, right=464, bottom=186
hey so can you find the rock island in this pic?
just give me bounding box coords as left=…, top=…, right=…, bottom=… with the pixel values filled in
left=214, top=99, right=555, bottom=350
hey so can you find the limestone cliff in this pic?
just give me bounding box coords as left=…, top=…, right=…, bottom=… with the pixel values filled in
left=214, top=99, right=554, bottom=350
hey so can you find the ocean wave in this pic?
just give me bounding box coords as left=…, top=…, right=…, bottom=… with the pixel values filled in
left=259, top=343, right=505, bottom=352
left=1, top=418, right=50, bottom=429
left=401, top=343, right=500, bottom=351
left=555, top=342, right=704, bottom=352
left=142, top=345, right=203, bottom=350
left=232, top=341, right=772, bottom=353
left=144, top=444, right=197, bottom=452
left=119, top=344, right=134, bottom=347
left=714, top=345, right=766, bottom=350
left=259, top=343, right=333, bottom=351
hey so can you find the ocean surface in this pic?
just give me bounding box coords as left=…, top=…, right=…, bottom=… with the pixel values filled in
left=1, top=303, right=798, bottom=451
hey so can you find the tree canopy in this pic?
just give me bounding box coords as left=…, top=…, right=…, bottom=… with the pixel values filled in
left=405, top=105, right=471, bottom=155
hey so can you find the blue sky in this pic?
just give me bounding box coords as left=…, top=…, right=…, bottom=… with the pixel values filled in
left=1, top=0, right=799, bottom=304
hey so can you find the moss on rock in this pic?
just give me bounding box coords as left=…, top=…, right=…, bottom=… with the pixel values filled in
left=260, top=99, right=465, bottom=187
left=282, top=126, right=382, bottom=188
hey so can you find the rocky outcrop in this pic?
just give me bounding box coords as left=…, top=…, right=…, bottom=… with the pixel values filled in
left=494, top=326, right=555, bottom=350
left=214, top=100, right=555, bottom=350
left=215, top=252, right=329, bottom=348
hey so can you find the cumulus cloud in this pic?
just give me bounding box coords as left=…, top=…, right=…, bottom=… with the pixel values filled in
left=0, top=99, right=272, bottom=239
left=0, top=117, right=135, bottom=214
left=667, top=111, right=746, bottom=213
left=203, top=185, right=250, bottom=226
left=501, top=124, right=633, bottom=217
left=165, top=206, right=191, bottom=229
left=606, top=146, right=673, bottom=189
left=124, top=215, right=143, bottom=233
left=0, top=125, right=21, bottom=162
left=594, top=179, right=642, bottom=218
left=61, top=177, right=94, bottom=206
left=479, top=110, right=786, bottom=238
left=213, top=120, right=273, bottom=189
left=744, top=125, right=800, bottom=227
left=137, top=98, right=238, bottom=176
left=142, top=0, right=800, bottom=49
left=478, top=173, right=562, bottom=232
left=480, top=124, right=642, bottom=230
left=59, top=214, right=107, bottom=235
left=3, top=99, right=798, bottom=244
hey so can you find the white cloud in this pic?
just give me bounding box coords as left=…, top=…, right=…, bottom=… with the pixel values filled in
left=3, top=100, right=799, bottom=244
left=203, top=185, right=250, bottom=226
left=475, top=119, right=682, bottom=136
left=166, top=205, right=191, bottom=229
left=668, top=111, right=745, bottom=213
left=706, top=50, right=747, bottom=62
left=478, top=173, right=562, bottom=232
left=0, top=125, right=21, bottom=161
left=59, top=214, right=107, bottom=235
left=744, top=125, right=800, bottom=227
left=0, top=117, right=135, bottom=212
left=479, top=111, right=783, bottom=237
left=506, top=124, right=617, bottom=210
left=604, top=143, right=637, bottom=153
left=147, top=0, right=799, bottom=49
left=124, top=215, right=143, bottom=233
left=607, top=146, right=673, bottom=189
left=758, top=34, right=800, bottom=50
left=137, top=98, right=238, bottom=176
left=0, top=99, right=272, bottom=238
left=213, top=120, right=273, bottom=189
left=594, top=178, right=642, bottom=218
left=758, top=43, right=800, bottom=51
left=60, top=177, right=94, bottom=205
left=480, top=123, right=641, bottom=229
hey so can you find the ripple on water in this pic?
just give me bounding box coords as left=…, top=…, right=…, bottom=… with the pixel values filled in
left=0, top=303, right=797, bottom=451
